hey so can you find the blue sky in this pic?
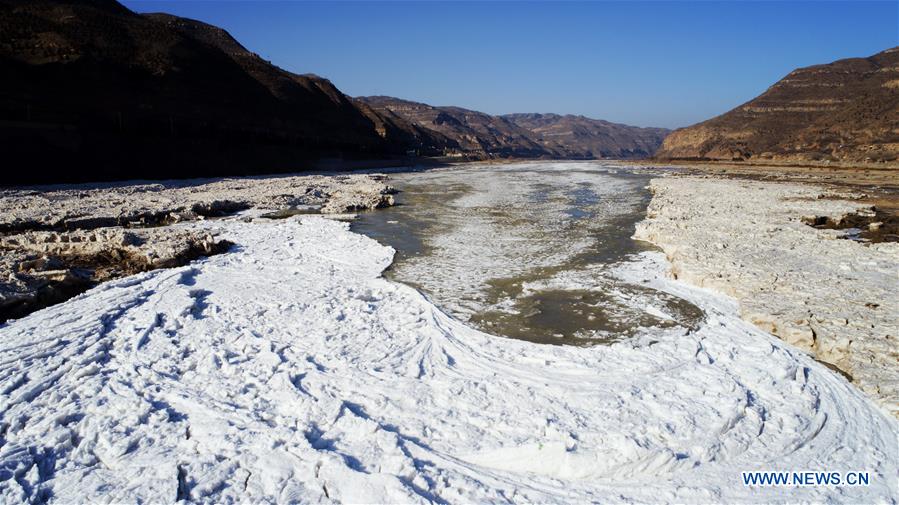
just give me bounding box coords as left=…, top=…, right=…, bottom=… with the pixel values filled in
left=122, top=1, right=898, bottom=128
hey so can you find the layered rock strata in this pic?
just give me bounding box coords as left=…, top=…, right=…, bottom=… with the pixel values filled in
left=656, top=47, right=899, bottom=165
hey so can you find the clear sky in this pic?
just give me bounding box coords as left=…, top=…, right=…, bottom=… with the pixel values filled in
left=121, top=1, right=898, bottom=128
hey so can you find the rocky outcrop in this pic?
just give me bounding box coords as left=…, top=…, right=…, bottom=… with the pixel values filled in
left=655, top=47, right=899, bottom=165
left=635, top=176, right=899, bottom=415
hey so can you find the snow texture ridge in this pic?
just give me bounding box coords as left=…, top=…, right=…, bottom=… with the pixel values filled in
left=0, top=217, right=896, bottom=503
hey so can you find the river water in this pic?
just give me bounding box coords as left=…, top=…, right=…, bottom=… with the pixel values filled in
left=351, top=161, right=703, bottom=345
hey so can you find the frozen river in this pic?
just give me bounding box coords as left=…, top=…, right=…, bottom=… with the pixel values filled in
left=353, top=161, right=703, bottom=345
left=1, top=162, right=895, bottom=503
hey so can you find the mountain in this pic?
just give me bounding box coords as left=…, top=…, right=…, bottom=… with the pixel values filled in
left=357, top=96, right=669, bottom=159
left=0, top=0, right=668, bottom=185
left=655, top=47, right=899, bottom=165
left=0, top=0, right=441, bottom=184
left=502, top=113, right=670, bottom=159
left=355, top=97, right=548, bottom=158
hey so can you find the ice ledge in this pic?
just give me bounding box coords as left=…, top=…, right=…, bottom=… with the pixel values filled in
left=634, top=175, right=899, bottom=417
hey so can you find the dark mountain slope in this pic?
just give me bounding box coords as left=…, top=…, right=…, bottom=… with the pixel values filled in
left=144, top=12, right=375, bottom=135
left=0, top=0, right=428, bottom=184
left=655, top=47, right=899, bottom=165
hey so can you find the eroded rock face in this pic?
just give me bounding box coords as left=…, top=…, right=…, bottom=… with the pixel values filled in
left=0, top=173, right=395, bottom=320
left=635, top=176, right=899, bottom=415
left=655, top=46, right=899, bottom=165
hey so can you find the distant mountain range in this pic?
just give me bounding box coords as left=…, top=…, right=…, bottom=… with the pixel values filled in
left=656, top=47, right=899, bottom=165
left=502, top=113, right=670, bottom=159
left=357, top=97, right=670, bottom=159
left=355, top=96, right=546, bottom=158
left=0, top=0, right=666, bottom=184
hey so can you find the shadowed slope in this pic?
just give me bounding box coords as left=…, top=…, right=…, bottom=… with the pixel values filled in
left=0, top=0, right=437, bottom=184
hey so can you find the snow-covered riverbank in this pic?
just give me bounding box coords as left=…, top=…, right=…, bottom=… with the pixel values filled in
left=635, top=175, right=899, bottom=416
left=1, top=216, right=896, bottom=503
left=0, top=173, right=396, bottom=321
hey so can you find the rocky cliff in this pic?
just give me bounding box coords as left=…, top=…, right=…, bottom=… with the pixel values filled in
left=655, top=47, right=899, bottom=165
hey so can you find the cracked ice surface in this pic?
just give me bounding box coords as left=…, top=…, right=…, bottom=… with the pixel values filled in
left=0, top=217, right=896, bottom=502
left=365, top=163, right=650, bottom=320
